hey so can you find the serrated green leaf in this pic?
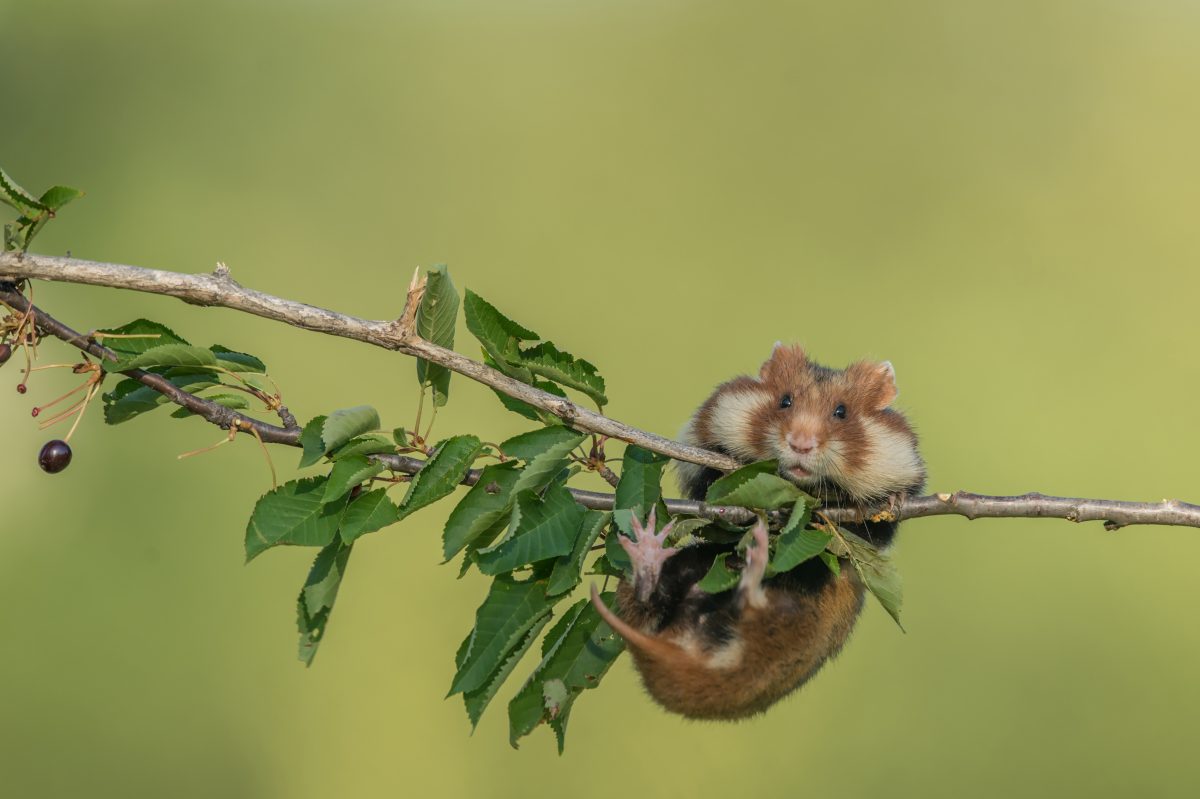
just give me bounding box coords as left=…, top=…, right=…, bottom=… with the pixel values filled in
left=102, top=373, right=218, bottom=424
left=245, top=477, right=344, bottom=561
left=604, top=513, right=633, bottom=576
left=442, top=461, right=521, bottom=561
left=511, top=431, right=585, bottom=496
left=0, top=167, right=47, bottom=212
left=463, top=613, right=551, bottom=729
left=322, top=406, right=381, bottom=454
left=697, top=552, right=740, bottom=594
left=168, top=390, right=250, bottom=418
left=664, top=516, right=711, bottom=546
left=463, top=290, right=539, bottom=370
left=500, top=426, right=583, bottom=462
left=397, top=435, right=482, bottom=521
left=392, top=427, right=408, bottom=446
left=491, top=377, right=567, bottom=424
left=818, top=551, right=841, bottom=576
left=323, top=455, right=386, bottom=503
left=415, top=265, right=459, bottom=407
left=449, top=575, right=554, bottom=696
left=770, top=497, right=828, bottom=573
left=507, top=594, right=625, bottom=750
left=210, top=345, right=267, bottom=373
left=518, top=341, right=607, bottom=406
left=705, top=460, right=801, bottom=509
left=107, top=343, right=219, bottom=372
left=95, top=319, right=189, bottom=358
left=339, top=488, right=401, bottom=544
left=298, top=415, right=328, bottom=468
left=614, top=445, right=669, bottom=513
left=457, top=513, right=513, bottom=579
left=836, top=527, right=903, bottom=629
left=329, top=433, right=396, bottom=461
left=297, top=540, right=352, bottom=666
left=37, top=185, right=84, bottom=211
left=476, top=486, right=585, bottom=576
left=546, top=510, right=609, bottom=596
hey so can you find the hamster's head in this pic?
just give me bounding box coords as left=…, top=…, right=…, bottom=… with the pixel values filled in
left=756, top=344, right=925, bottom=503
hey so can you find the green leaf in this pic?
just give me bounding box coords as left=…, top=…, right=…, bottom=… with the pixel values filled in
left=297, top=540, right=352, bottom=666
left=491, top=374, right=567, bottom=424
left=396, top=435, right=482, bottom=521
left=476, top=486, right=586, bottom=576
left=587, top=554, right=624, bottom=578
left=415, top=264, right=459, bottom=407
left=834, top=527, right=904, bottom=630
left=518, top=341, right=607, bottom=406
left=210, top=345, right=267, bottom=373
left=500, top=426, right=583, bottom=462
left=818, top=551, right=841, bottom=576
left=102, top=372, right=218, bottom=424
left=546, top=510, right=609, bottom=596
left=322, top=406, right=381, bottom=454
left=392, top=427, right=408, bottom=446
left=604, top=513, right=633, bottom=576
left=463, top=613, right=552, bottom=729
left=245, top=477, right=344, bottom=561
left=705, top=460, right=801, bottom=509
left=511, top=431, right=586, bottom=496
left=339, top=488, right=401, bottom=544
left=697, top=552, right=740, bottom=594
left=507, top=594, right=625, bottom=750
left=463, top=289, right=539, bottom=368
left=107, top=343, right=219, bottom=372
left=298, top=415, right=328, bottom=468
left=95, top=319, right=189, bottom=358
left=329, top=433, right=396, bottom=461
left=168, top=390, right=250, bottom=418
left=37, top=185, right=84, bottom=211
left=449, top=575, right=554, bottom=696
left=442, top=461, right=521, bottom=561
left=613, top=445, right=669, bottom=513
left=323, top=455, right=386, bottom=503
left=770, top=497, right=829, bottom=573
left=0, top=167, right=47, bottom=213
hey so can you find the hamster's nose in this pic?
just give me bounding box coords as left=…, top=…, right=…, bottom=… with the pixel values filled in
left=786, top=432, right=819, bottom=455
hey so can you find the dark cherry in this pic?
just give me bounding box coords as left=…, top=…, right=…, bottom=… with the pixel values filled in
left=0, top=342, right=11, bottom=366
left=16, top=382, right=27, bottom=394
left=38, top=440, right=73, bottom=473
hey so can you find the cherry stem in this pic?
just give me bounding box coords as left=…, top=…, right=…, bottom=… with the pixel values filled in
left=177, top=428, right=237, bottom=460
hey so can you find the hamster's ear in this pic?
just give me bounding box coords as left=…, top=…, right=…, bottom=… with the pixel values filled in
left=850, top=360, right=898, bottom=409
left=759, top=343, right=805, bottom=382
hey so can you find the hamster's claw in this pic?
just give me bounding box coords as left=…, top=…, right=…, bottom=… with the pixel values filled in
left=621, top=506, right=678, bottom=604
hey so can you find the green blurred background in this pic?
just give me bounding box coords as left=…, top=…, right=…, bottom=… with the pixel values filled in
left=3, top=0, right=1200, bottom=796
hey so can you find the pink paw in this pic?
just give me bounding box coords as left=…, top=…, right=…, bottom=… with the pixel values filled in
left=620, top=506, right=678, bottom=603
left=738, top=519, right=770, bottom=609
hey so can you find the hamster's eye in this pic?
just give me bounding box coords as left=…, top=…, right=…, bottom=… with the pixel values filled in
left=780, top=394, right=793, bottom=409
left=832, top=403, right=846, bottom=419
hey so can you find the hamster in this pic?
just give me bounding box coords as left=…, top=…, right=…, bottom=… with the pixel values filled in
left=591, top=344, right=924, bottom=720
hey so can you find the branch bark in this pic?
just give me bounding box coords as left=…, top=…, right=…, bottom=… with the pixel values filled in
left=4, top=252, right=1200, bottom=530
left=0, top=252, right=739, bottom=471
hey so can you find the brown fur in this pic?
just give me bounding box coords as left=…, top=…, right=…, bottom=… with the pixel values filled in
left=612, top=345, right=924, bottom=720
left=595, top=565, right=864, bottom=719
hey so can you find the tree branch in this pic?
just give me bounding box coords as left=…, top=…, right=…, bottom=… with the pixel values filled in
left=4, top=253, right=1200, bottom=530
left=0, top=252, right=739, bottom=471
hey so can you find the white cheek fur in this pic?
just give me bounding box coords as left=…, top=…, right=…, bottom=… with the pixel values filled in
left=838, top=417, right=924, bottom=500
left=708, top=389, right=771, bottom=460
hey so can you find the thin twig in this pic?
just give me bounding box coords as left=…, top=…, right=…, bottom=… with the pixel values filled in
left=4, top=260, right=1200, bottom=530
left=0, top=253, right=738, bottom=470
